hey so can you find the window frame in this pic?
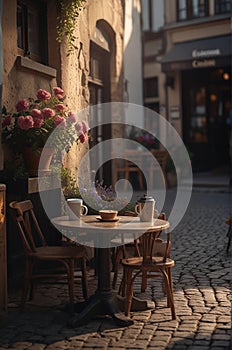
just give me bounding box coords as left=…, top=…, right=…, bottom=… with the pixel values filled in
left=177, top=0, right=209, bottom=21
left=144, top=77, right=158, bottom=99
left=17, top=0, right=48, bottom=64
left=215, top=0, right=231, bottom=14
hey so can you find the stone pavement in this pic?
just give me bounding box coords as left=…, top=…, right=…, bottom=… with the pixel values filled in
left=0, top=187, right=231, bottom=349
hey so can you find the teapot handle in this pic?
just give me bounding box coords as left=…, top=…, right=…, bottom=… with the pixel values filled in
left=134, top=204, right=140, bottom=215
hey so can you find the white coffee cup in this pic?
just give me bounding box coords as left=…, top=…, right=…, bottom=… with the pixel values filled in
left=67, top=198, right=88, bottom=220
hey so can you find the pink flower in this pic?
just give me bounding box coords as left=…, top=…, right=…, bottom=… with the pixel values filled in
left=54, top=116, right=66, bottom=129
left=68, top=112, right=78, bottom=123
left=33, top=117, right=44, bottom=128
left=30, top=109, right=42, bottom=118
left=17, top=115, right=34, bottom=130
left=55, top=104, right=66, bottom=112
left=42, top=108, right=55, bottom=119
left=57, top=94, right=64, bottom=100
left=75, top=121, right=83, bottom=134
left=2, top=115, right=12, bottom=128
left=16, top=99, right=29, bottom=112
left=79, top=132, right=89, bottom=144
left=53, top=87, right=64, bottom=97
left=37, top=89, right=51, bottom=101
left=82, top=121, right=90, bottom=133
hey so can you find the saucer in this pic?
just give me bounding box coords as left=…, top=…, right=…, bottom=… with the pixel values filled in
left=96, top=216, right=120, bottom=223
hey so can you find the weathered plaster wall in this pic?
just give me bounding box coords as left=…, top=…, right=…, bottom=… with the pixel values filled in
left=2, top=0, right=57, bottom=111
left=58, top=0, right=125, bottom=177
left=2, top=0, right=125, bottom=180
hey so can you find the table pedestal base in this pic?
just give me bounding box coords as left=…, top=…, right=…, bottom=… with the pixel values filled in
left=68, top=292, right=155, bottom=327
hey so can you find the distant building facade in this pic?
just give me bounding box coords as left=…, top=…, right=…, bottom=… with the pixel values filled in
left=142, top=0, right=231, bottom=172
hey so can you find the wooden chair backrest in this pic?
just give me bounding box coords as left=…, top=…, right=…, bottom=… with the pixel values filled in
left=139, top=229, right=170, bottom=265
left=9, top=200, right=47, bottom=254
left=113, top=150, right=145, bottom=171
left=150, top=150, right=168, bottom=173
left=138, top=212, right=170, bottom=265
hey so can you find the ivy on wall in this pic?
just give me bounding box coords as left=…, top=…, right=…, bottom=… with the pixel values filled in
left=56, top=0, right=86, bottom=55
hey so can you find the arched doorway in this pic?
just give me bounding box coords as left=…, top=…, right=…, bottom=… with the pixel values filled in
left=89, top=22, right=114, bottom=185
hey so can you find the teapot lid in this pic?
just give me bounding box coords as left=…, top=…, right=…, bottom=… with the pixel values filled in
left=138, top=194, right=154, bottom=203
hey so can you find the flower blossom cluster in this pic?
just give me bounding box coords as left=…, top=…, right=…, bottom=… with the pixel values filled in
left=134, top=130, right=159, bottom=150
left=2, top=87, right=90, bottom=153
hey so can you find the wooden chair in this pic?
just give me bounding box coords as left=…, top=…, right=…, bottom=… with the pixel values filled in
left=149, top=150, right=168, bottom=188
left=9, top=200, right=88, bottom=309
left=113, top=150, right=144, bottom=190
left=112, top=212, right=168, bottom=292
left=118, top=221, right=176, bottom=320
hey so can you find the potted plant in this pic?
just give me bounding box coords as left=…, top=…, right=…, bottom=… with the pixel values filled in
left=1, top=87, right=89, bottom=176
left=128, top=128, right=159, bottom=150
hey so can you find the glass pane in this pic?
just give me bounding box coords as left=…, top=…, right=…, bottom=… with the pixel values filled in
left=151, top=0, right=164, bottom=32
left=178, top=0, right=187, bottom=20
left=141, top=0, right=149, bottom=31
left=189, top=87, right=208, bottom=143
left=17, top=4, right=23, bottom=49
left=192, top=0, right=199, bottom=17
left=144, top=77, right=158, bottom=98
left=215, top=0, right=231, bottom=14
left=28, top=8, right=39, bottom=56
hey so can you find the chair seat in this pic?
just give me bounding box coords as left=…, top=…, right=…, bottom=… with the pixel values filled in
left=122, top=256, right=175, bottom=269
left=31, top=246, right=86, bottom=260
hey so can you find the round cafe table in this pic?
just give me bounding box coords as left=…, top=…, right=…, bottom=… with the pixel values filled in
left=51, top=215, right=170, bottom=327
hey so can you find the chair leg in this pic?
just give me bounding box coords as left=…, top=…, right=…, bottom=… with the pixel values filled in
left=141, top=271, right=147, bottom=293
left=21, top=259, right=33, bottom=309
left=161, top=268, right=176, bottom=320
left=226, top=224, right=232, bottom=253
left=124, top=269, right=133, bottom=317
left=118, top=269, right=126, bottom=297
left=67, top=260, right=75, bottom=306
left=167, top=268, right=174, bottom=307
left=81, top=256, right=88, bottom=300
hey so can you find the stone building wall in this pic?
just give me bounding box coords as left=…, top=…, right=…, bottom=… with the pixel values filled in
left=1, top=0, right=125, bottom=178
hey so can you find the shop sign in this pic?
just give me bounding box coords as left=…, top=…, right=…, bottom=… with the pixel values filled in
left=192, top=49, right=221, bottom=58
left=170, top=106, right=180, bottom=119
left=192, top=59, right=216, bottom=68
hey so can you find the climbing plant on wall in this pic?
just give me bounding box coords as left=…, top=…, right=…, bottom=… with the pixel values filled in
left=56, top=0, right=86, bottom=55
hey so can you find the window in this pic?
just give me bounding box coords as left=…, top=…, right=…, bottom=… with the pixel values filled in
left=177, top=0, right=209, bottom=21
left=17, top=0, right=48, bottom=64
left=144, top=77, right=158, bottom=98
left=141, top=0, right=164, bottom=32
left=215, top=0, right=231, bottom=14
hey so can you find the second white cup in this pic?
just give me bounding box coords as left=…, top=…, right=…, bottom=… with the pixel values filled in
left=67, top=198, right=88, bottom=220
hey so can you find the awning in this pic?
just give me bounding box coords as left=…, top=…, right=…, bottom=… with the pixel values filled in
left=161, top=35, right=231, bottom=72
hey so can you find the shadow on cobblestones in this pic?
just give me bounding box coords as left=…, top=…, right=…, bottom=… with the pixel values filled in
left=0, top=189, right=231, bottom=349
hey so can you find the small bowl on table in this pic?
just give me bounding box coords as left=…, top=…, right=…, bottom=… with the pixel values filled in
left=99, top=210, right=118, bottom=221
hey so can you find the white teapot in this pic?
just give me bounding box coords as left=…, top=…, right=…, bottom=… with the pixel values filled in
left=134, top=195, right=155, bottom=222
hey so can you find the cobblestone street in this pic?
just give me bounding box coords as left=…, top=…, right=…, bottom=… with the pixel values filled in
left=0, top=188, right=231, bottom=350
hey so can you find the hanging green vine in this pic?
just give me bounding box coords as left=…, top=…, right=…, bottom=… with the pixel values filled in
left=56, top=0, right=86, bottom=55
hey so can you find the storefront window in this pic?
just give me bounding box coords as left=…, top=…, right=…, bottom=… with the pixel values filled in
left=189, top=87, right=208, bottom=143
left=215, top=0, right=231, bottom=14
left=177, top=0, right=209, bottom=21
